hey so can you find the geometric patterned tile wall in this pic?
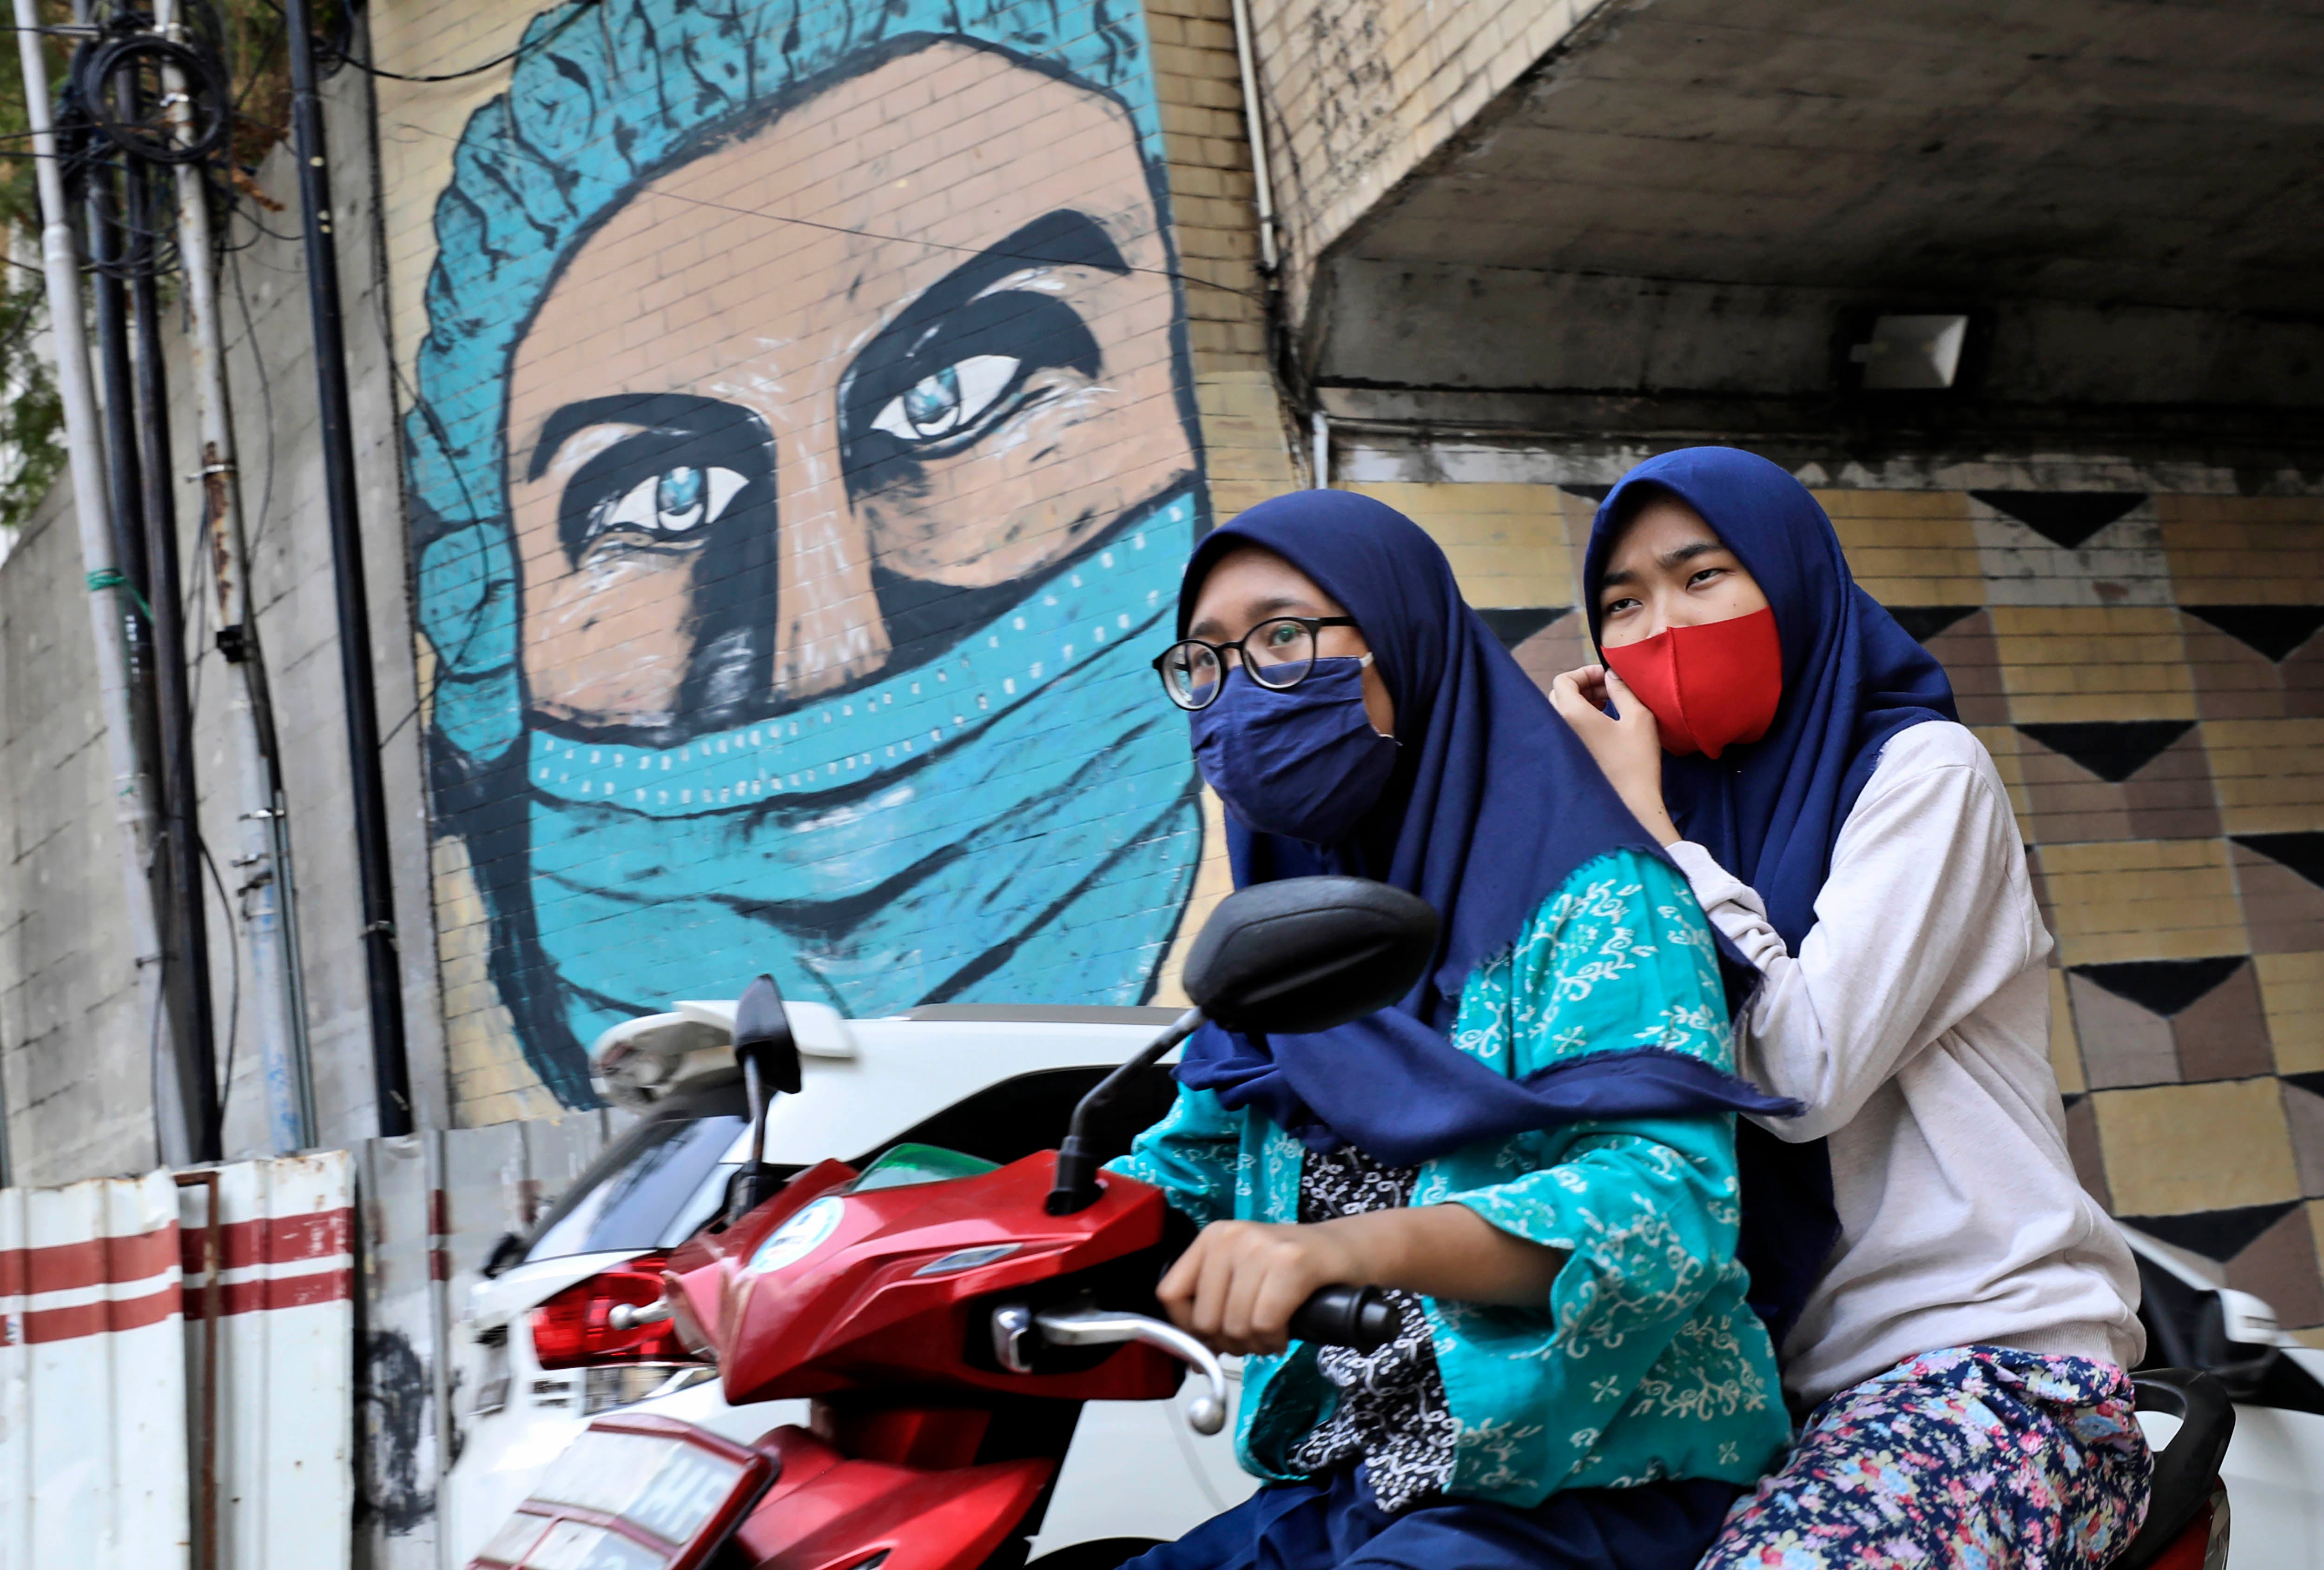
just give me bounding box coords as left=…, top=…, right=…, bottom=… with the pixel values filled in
left=1350, top=478, right=2324, bottom=1336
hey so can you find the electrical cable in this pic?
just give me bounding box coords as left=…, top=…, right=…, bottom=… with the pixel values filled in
left=381, top=113, right=1271, bottom=310
left=225, top=242, right=277, bottom=559
left=246, top=0, right=601, bottom=83
left=197, top=833, right=240, bottom=1138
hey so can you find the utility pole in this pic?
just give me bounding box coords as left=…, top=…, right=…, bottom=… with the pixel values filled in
left=283, top=0, right=414, bottom=1137
left=12, top=0, right=183, bottom=1166
left=156, top=0, right=318, bottom=1152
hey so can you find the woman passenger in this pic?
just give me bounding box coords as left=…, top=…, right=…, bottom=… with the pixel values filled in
left=1108, top=489, right=1804, bottom=1570
left=1549, top=447, right=2151, bottom=1568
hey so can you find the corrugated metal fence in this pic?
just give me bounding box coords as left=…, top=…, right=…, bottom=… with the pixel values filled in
left=0, top=1166, right=189, bottom=1569
left=0, top=1152, right=353, bottom=1570
left=357, top=1113, right=616, bottom=1570
left=0, top=1121, right=618, bottom=1570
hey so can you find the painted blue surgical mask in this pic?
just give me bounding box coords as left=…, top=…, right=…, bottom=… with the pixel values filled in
left=516, top=495, right=1203, bottom=1049
left=1188, top=657, right=1397, bottom=845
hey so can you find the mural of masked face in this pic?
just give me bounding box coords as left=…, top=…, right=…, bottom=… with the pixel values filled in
left=507, top=40, right=1196, bottom=732
left=420, top=28, right=1207, bottom=1103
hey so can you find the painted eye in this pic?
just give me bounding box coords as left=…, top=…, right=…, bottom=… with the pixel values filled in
left=587, top=465, right=749, bottom=543
left=871, top=355, right=1022, bottom=441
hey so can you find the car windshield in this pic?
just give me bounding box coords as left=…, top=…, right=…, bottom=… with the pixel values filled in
left=524, top=1087, right=749, bottom=1264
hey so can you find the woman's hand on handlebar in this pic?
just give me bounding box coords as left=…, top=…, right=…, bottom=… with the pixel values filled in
left=1158, top=1219, right=1364, bottom=1357
left=1160, top=1207, right=1570, bottom=1356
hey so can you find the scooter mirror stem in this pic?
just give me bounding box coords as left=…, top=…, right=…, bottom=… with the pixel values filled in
left=729, top=974, right=803, bottom=1224
left=1047, top=1007, right=1205, bottom=1215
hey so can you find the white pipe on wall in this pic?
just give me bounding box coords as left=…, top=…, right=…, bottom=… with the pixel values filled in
left=1228, top=0, right=1279, bottom=274
left=11, top=0, right=185, bottom=1167
left=154, top=0, right=317, bottom=1153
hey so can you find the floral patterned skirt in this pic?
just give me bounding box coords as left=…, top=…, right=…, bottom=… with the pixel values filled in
left=1697, top=1345, right=2152, bottom=1570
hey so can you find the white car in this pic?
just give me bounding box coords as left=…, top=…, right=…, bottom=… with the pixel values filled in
left=445, top=998, right=2324, bottom=1570
left=443, top=1001, right=1258, bottom=1568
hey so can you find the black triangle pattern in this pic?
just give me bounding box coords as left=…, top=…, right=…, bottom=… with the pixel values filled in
left=1970, top=490, right=2147, bottom=549
left=2070, top=955, right=2247, bottom=1017
left=2121, top=1201, right=2300, bottom=1264
left=2232, top=833, right=2324, bottom=892
left=1559, top=484, right=1611, bottom=503
left=1886, top=605, right=1981, bottom=645
left=2285, top=1070, right=2324, bottom=1100
left=2016, top=720, right=2196, bottom=783
left=2180, top=605, right=2324, bottom=664
left=1475, top=607, right=1572, bottom=651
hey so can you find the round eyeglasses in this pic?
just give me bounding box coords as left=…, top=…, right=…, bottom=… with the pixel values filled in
left=1152, top=616, right=1363, bottom=711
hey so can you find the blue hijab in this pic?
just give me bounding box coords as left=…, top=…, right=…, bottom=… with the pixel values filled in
left=1173, top=490, right=1798, bottom=1166
left=1581, top=449, right=1955, bottom=1354
left=1581, top=449, right=1957, bottom=951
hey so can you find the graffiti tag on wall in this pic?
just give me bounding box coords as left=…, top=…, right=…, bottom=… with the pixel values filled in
left=405, top=0, right=1205, bottom=1104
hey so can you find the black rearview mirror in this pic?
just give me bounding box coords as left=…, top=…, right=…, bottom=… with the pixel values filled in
left=1181, top=876, right=1439, bottom=1035
left=1045, top=876, right=1438, bottom=1215
left=728, top=974, right=803, bottom=1221
left=734, top=973, right=802, bottom=1093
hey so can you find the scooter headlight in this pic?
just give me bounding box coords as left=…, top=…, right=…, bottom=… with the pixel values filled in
left=747, top=1195, right=847, bottom=1275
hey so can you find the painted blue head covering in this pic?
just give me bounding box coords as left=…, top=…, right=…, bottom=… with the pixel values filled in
left=405, top=0, right=1198, bottom=1103
left=1582, top=448, right=1958, bottom=951
left=1174, top=490, right=1799, bottom=1164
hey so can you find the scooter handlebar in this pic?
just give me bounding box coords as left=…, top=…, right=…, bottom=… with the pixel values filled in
left=1289, top=1285, right=1397, bottom=1353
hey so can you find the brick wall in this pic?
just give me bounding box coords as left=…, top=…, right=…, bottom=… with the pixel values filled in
left=1342, top=474, right=2324, bottom=1342
left=369, top=0, right=1296, bottom=1119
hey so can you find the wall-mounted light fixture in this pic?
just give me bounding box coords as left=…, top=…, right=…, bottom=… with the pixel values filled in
left=1848, top=313, right=1970, bottom=390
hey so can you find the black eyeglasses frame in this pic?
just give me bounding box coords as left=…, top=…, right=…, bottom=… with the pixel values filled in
left=1150, top=616, right=1363, bottom=711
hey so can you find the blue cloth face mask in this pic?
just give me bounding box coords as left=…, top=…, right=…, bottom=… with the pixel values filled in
left=1188, top=658, right=1397, bottom=844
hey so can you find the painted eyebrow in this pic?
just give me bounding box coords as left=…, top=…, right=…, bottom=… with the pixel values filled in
left=527, top=392, right=758, bottom=483
left=862, top=209, right=1129, bottom=360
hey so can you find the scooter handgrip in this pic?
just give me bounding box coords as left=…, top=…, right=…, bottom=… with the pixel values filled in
left=1289, top=1285, right=1396, bottom=1352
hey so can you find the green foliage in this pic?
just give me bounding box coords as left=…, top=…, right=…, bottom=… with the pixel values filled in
left=0, top=0, right=293, bottom=539
left=0, top=3, right=72, bottom=540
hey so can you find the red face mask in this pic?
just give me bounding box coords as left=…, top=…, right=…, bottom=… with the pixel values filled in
left=1601, top=607, right=1783, bottom=759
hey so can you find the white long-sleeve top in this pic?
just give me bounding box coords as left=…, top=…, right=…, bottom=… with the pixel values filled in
left=1665, top=720, right=2144, bottom=1408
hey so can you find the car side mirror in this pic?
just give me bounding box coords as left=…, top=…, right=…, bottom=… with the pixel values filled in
left=1181, top=876, right=1439, bottom=1035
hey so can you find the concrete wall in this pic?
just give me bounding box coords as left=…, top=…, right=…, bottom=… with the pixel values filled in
left=0, top=474, right=155, bottom=1182
left=0, top=62, right=449, bottom=1183
left=1239, top=0, right=1596, bottom=320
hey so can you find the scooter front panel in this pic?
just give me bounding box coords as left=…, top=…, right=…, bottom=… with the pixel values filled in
left=711, top=1154, right=1182, bottom=1408
left=730, top=1425, right=1055, bottom=1570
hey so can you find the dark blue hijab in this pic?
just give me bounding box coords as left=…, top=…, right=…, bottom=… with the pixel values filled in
left=1582, top=449, right=1957, bottom=951
left=1173, top=490, right=1797, bottom=1167
left=1581, top=450, right=1954, bottom=1353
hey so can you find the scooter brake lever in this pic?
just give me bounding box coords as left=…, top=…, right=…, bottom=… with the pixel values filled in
left=1032, top=1306, right=1229, bottom=1436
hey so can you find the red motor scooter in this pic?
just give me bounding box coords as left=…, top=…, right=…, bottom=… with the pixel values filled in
left=467, top=877, right=2238, bottom=1570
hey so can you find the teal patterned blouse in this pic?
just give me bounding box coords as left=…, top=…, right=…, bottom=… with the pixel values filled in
left=1109, top=848, right=1791, bottom=1508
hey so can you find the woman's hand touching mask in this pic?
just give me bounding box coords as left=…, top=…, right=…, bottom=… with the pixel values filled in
left=1549, top=664, right=1682, bottom=847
